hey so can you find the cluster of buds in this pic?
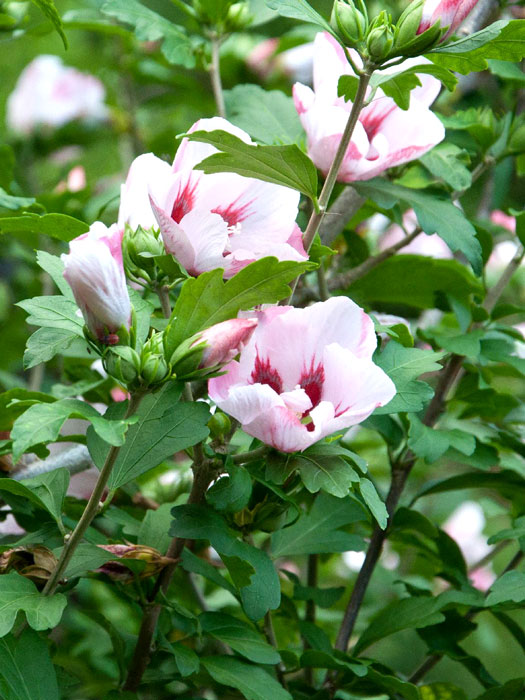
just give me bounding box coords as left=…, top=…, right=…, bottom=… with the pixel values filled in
left=331, top=0, right=480, bottom=61
left=122, top=225, right=166, bottom=285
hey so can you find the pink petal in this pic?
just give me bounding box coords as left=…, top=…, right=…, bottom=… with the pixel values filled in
left=118, top=153, right=173, bottom=231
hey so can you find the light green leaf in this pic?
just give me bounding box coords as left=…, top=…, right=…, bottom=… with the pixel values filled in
left=164, top=258, right=313, bottom=357
left=102, top=0, right=196, bottom=68
left=17, top=296, right=83, bottom=335
left=189, top=129, right=318, bottom=201
left=137, top=503, right=174, bottom=552
left=265, top=0, right=335, bottom=37
left=0, top=629, right=59, bottom=700
left=0, top=213, right=88, bottom=242
left=353, top=178, right=482, bottom=274
left=0, top=573, right=66, bottom=637
left=0, top=189, right=35, bottom=211
left=374, top=342, right=444, bottom=414
left=203, top=656, right=293, bottom=700
left=29, top=0, right=67, bottom=48
left=486, top=571, right=525, bottom=606
left=271, top=492, right=367, bottom=557
left=23, top=328, right=80, bottom=370
left=200, top=612, right=281, bottom=664
left=35, top=251, right=73, bottom=299
left=428, top=20, right=525, bottom=74
left=225, top=85, right=304, bottom=145
left=291, top=443, right=360, bottom=498
left=371, top=63, right=457, bottom=110
left=63, top=543, right=118, bottom=579
left=420, top=143, right=472, bottom=191
left=23, top=468, right=69, bottom=525
left=358, top=477, right=388, bottom=529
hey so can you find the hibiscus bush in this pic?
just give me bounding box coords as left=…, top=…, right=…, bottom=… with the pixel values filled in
left=1, top=0, right=525, bottom=697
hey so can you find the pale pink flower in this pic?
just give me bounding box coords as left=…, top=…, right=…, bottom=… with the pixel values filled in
left=55, top=165, right=87, bottom=194
left=193, top=318, right=258, bottom=368
left=208, top=298, right=396, bottom=453
left=293, top=33, right=445, bottom=182
left=418, top=0, right=480, bottom=40
left=119, top=117, right=307, bottom=278
left=487, top=240, right=520, bottom=273
left=62, top=222, right=131, bottom=343
left=7, top=55, right=108, bottom=135
left=443, top=501, right=494, bottom=590
left=490, top=210, right=516, bottom=233
left=247, top=39, right=314, bottom=84
left=379, top=210, right=453, bottom=259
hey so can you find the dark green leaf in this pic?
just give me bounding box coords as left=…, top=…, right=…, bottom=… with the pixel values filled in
left=63, top=543, right=118, bottom=578
left=180, top=549, right=237, bottom=596
left=200, top=612, right=280, bottom=664
left=291, top=443, right=360, bottom=498
left=165, top=258, right=312, bottom=356
left=0, top=213, right=88, bottom=242
left=137, top=503, right=174, bottom=552
left=189, top=129, right=318, bottom=201
left=265, top=0, right=335, bottom=36
left=102, top=0, right=196, bottom=68
left=225, top=85, right=304, bottom=145
left=358, top=477, right=388, bottom=529
left=420, top=143, right=472, bottom=191
left=337, top=75, right=359, bottom=102
left=271, top=492, right=367, bottom=557
left=202, top=656, right=292, bottom=700
left=474, top=680, right=525, bottom=700
left=22, top=467, right=69, bottom=525
left=486, top=571, right=525, bottom=606
left=353, top=178, right=482, bottom=274
left=0, top=629, right=59, bottom=700
left=0, top=573, right=66, bottom=636
left=0, top=389, right=55, bottom=431
left=167, top=642, right=200, bottom=677
left=207, top=462, right=252, bottom=512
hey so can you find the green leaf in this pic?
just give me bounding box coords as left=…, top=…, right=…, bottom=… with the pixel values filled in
left=23, top=468, right=69, bottom=526
left=474, top=680, right=525, bottom=700
left=87, top=383, right=210, bottom=489
left=17, top=296, right=83, bottom=335
left=353, top=178, right=482, bottom=274
left=366, top=667, right=421, bottom=700
left=102, top=0, right=196, bottom=68
left=337, top=75, right=359, bottom=102
left=35, top=250, right=74, bottom=299
left=374, top=342, right=444, bottom=414
left=292, top=579, right=345, bottom=608
left=358, top=477, right=388, bottom=529
left=414, top=470, right=525, bottom=502
left=11, top=398, right=128, bottom=463
left=30, top=0, right=68, bottom=48
left=170, top=504, right=280, bottom=620
left=488, top=515, right=525, bottom=545
left=408, top=415, right=453, bottom=463
left=63, top=543, right=118, bottom=578
left=206, top=462, right=252, bottom=512
left=371, top=63, right=457, bottom=110
left=200, top=612, right=280, bottom=664
left=167, top=641, right=200, bottom=677
left=0, top=213, right=88, bottom=242
left=225, top=85, right=304, bottom=145
left=348, top=255, right=482, bottom=311
left=428, top=20, right=525, bottom=75
left=188, top=129, right=318, bottom=201
left=354, top=596, right=446, bottom=654
left=300, top=649, right=367, bottom=676
left=180, top=549, right=237, bottom=596
left=0, top=573, right=66, bottom=637
left=486, top=571, right=525, bottom=606
left=271, top=492, right=367, bottom=557
left=165, top=258, right=312, bottom=357
left=0, top=629, right=59, bottom=700
left=430, top=328, right=484, bottom=358
left=137, top=503, right=174, bottom=552
left=23, top=328, right=80, bottom=370
left=291, top=443, right=360, bottom=498
left=202, top=656, right=292, bottom=700
left=0, top=189, right=35, bottom=211
left=0, top=389, right=55, bottom=431
left=420, top=143, right=472, bottom=191
left=265, top=0, right=335, bottom=37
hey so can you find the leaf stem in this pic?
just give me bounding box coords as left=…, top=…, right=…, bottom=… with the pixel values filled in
left=41, top=393, right=144, bottom=597
left=156, top=284, right=172, bottom=320
left=209, top=32, right=226, bottom=118
left=231, top=445, right=269, bottom=464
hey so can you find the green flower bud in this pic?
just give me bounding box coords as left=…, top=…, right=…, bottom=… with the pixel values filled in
left=509, top=123, right=525, bottom=154
left=140, top=332, right=170, bottom=386
left=394, top=0, right=424, bottom=48
left=330, top=0, right=367, bottom=46
left=225, top=1, right=252, bottom=30
left=208, top=411, right=232, bottom=440
left=366, top=24, right=394, bottom=61
left=105, top=346, right=141, bottom=385
left=122, top=225, right=164, bottom=283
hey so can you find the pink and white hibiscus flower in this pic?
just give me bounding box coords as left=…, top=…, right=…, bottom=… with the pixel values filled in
left=293, top=32, right=445, bottom=182
left=62, top=222, right=131, bottom=343
left=418, top=0, right=480, bottom=40
left=7, top=55, right=108, bottom=135
left=208, top=297, right=396, bottom=453
left=118, top=117, right=307, bottom=278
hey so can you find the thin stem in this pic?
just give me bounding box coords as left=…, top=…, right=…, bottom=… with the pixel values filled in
left=304, top=553, right=318, bottom=685
left=123, top=453, right=216, bottom=690
left=263, top=611, right=288, bottom=688
left=156, top=284, right=172, bottom=320
left=483, top=245, right=525, bottom=314
left=328, top=228, right=421, bottom=291
left=209, top=33, right=226, bottom=118
left=317, top=266, right=330, bottom=301
left=302, top=70, right=372, bottom=254
left=231, top=445, right=269, bottom=464
left=42, top=393, right=144, bottom=596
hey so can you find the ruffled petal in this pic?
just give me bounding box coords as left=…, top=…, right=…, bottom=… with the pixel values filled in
left=118, top=153, right=173, bottom=231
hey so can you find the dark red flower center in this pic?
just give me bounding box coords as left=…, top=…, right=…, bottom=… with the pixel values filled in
left=171, top=178, right=198, bottom=224
left=299, top=363, right=325, bottom=431
left=212, top=195, right=253, bottom=229
left=251, top=355, right=283, bottom=395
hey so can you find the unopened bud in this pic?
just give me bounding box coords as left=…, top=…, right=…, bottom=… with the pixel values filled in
left=330, top=0, right=367, bottom=46
left=509, top=123, right=525, bottom=153
left=225, top=1, right=252, bottom=30
left=123, top=225, right=164, bottom=283
left=105, top=346, right=141, bottom=385
left=366, top=24, right=394, bottom=60
left=208, top=411, right=232, bottom=440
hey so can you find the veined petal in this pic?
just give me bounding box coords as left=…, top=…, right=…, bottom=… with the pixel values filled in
left=150, top=195, right=198, bottom=274
left=179, top=207, right=230, bottom=275
left=118, top=153, right=173, bottom=231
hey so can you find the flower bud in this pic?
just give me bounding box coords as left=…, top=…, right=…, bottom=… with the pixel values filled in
left=105, top=346, right=141, bottom=385
left=366, top=23, right=394, bottom=61
left=509, top=123, right=525, bottom=154
left=140, top=332, right=170, bottom=386
left=62, top=222, right=131, bottom=344
left=122, top=225, right=164, bottom=283
left=330, top=0, right=367, bottom=46
left=225, top=1, right=252, bottom=30
left=395, top=0, right=424, bottom=48
left=208, top=411, right=232, bottom=440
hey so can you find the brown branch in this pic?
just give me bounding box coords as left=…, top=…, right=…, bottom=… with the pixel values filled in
left=318, top=187, right=366, bottom=246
